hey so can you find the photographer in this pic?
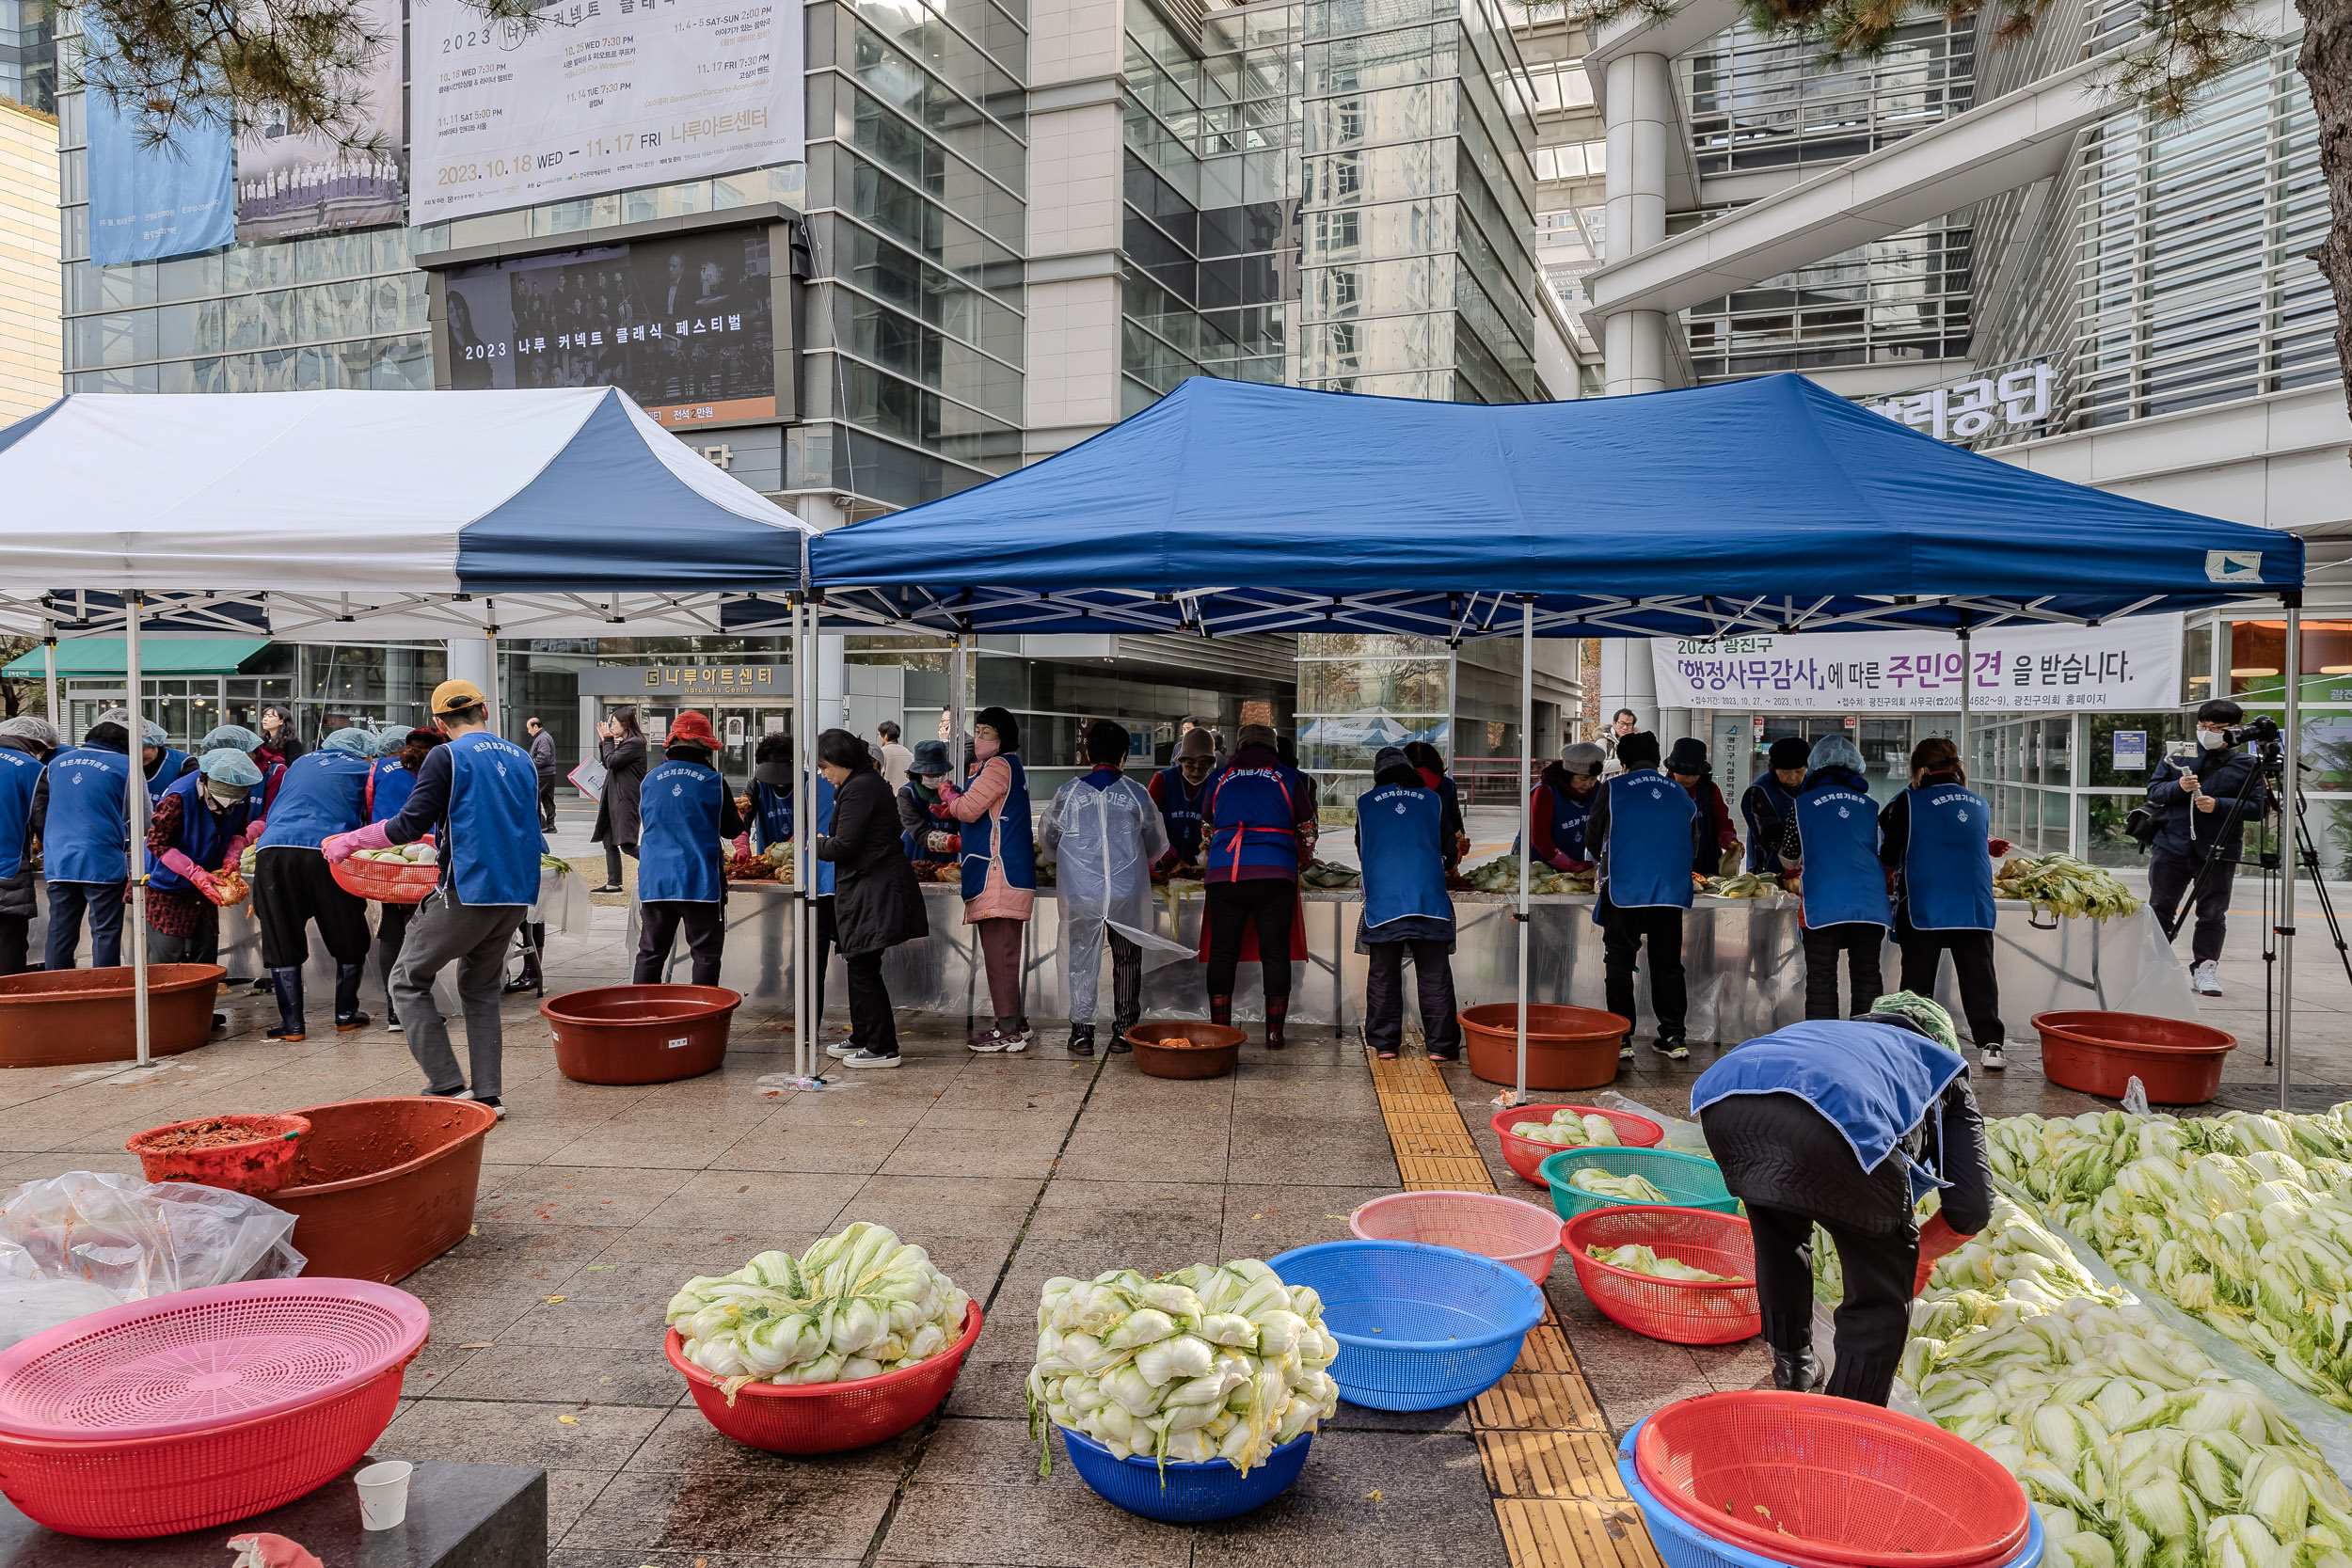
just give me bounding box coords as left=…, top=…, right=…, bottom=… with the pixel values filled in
left=2145, top=699, right=2271, bottom=997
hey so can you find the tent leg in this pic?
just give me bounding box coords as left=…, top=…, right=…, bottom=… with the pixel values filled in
left=795, top=598, right=814, bottom=1084
left=1957, top=623, right=1972, bottom=770
left=1517, top=595, right=1533, bottom=1105
left=2280, top=594, right=2301, bottom=1112
left=128, top=592, right=150, bottom=1069
left=41, top=631, right=57, bottom=730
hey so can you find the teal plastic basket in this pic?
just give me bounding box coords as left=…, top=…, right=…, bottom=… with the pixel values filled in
left=1540, top=1147, right=1739, bottom=1222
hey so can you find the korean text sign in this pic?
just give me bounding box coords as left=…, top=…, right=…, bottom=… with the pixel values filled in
left=1650, top=614, right=2182, bottom=713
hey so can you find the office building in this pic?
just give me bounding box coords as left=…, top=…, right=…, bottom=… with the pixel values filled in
left=0, top=92, right=56, bottom=422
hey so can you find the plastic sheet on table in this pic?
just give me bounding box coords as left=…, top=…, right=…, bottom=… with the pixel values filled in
left=533, top=865, right=596, bottom=935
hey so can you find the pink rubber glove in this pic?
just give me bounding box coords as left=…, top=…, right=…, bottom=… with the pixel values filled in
left=323, top=820, right=393, bottom=863
left=732, top=833, right=752, bottom=855
left=222, top=833, right=250, bottom=866
left=159, top=848, right=222, bottom=902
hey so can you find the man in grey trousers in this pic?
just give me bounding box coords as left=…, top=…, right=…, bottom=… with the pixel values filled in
left=326, top=679, right=546, bottom=1118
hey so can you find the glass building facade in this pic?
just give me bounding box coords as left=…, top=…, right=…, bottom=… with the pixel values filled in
left=0, top=0, right=52, bottom=113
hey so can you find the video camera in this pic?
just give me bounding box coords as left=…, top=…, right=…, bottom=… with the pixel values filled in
left=2221, top=715, right=2282, bottom=749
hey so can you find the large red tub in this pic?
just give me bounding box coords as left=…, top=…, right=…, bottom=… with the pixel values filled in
left=269, top=1097, right=499, bottom=1283
left=1460, top=1003, right=1631, bottom=1091
left=0, top=965, right=222, bottom=1067
left=2031, top=1009, right=2237, bottom=1104
left=542, top=984, right=739, bottom=1085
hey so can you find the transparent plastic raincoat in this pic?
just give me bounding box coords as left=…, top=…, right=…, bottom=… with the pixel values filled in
left=1038, top=773, right=1191, bottom=1022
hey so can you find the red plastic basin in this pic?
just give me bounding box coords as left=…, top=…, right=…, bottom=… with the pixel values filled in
left=1490, top=1104, right=1665, bottom=1185
left=270, top=1097, right=500, bottom=1284
left=1460, top=1004, right=1630, bottom=1091
left=125, top=1114, right=311, bottom=1196
left=543, top=984, right=740, bottom=1085
left=0, top=965, right=223, bottom=1067
left=2030, top=1009, right=2237, bottom=1104
left=666, top=1299, right=982, bottom=1453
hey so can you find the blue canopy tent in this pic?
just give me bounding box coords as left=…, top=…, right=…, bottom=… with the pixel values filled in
left=806, top=373, right=2312, bottom=1101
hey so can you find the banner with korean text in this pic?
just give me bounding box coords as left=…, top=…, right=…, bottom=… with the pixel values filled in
left=1651, top=615, right=2182, bottom=713
left=410, top=0, right=804, bottom=226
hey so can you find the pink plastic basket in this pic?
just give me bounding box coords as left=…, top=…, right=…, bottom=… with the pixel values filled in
left=1349, top=1190, right=1564, bottom=1283
left=0, top=1278, right=428, bottom=1537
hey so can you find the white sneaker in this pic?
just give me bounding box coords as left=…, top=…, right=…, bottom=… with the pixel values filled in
left=841, top=1049, right=901, bottom=1069
left=2192, top=960, right=2223, bottom=997
left=1979, top=1043, right=2007, bottom=1072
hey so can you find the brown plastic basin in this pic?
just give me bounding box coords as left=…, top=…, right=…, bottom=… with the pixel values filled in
left=1123, top=1021, right=1246, bottom=1079
left=1459, top=1003, right=1631, bottom=1091
left=0, top=964, right=223, bottom=1066
left=2031, top=1009, right=2237, bottom=1104
left=542, top=984, right=741, bottom=1085
left=270, top=1097, right=500, bottom=1283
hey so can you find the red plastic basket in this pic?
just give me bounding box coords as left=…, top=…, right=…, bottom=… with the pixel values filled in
left=328, top=853, right=440, bottom=905
left=0, top=1278, right=428, bottom=1538
left=1490, top=1104, right=1665, bottom=1185
left=1350, top=1190, right=1563, bottom=1283
left=666, top=1299, right=981, bottom=1454
left=125, top=1113, right=310, bottom=1196
left=1562, top=1206, right=1760, bottom=1345
left=1634, top=1390, right=2032, bottom=1568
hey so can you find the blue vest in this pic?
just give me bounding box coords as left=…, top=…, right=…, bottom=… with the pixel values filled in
left=438, top=731, right=545, bottom=906
left=1793, top=771, right=1892, bottom=930
left=1546, top=781, right=1595, bottom=863
left=1744, top=777, right=1800, bottom=872
left=1356, top=784, right=1453, bottom=934
left=639, top=758, right=726, bottom=904
left=1203, top=760, right=1306, bottom=882
left=961, top=755, right=1036, bottom=901
left=0, top=747, right=42, bottom=879
left=1901, top=782, right=1996, bottom=931
left=149, top=772, right=251, bottom=894
left=898, top=782, right=956, bottom=863
left=151, top=747, right=192, bottom=787
left=368, top=758, right=416, bottom=825
left=750, top=778, right=835, bottom=894
left=1153, top=764, right=1210, bottom=863
left=1692, top=1020, right=1966, bottom=1202
left=42, top=745, right=131, bottom=884
left=1598, top=768, right=1696, bottom=913
left=256, top=752, right=373, bottom=850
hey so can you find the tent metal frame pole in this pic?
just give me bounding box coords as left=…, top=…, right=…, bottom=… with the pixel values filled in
left=1957, top=622, right=1972, bottom=767
left=41, top=630, right=57, bottom=729
left=1516, top=595, right=1533, bottom=1104
left=127, top=591, right=151, bottom=1069
left=2280, top=592, right=2301, bottom=1112
left=795, top=598, right=814, bottom=1084
left=950, top=634, right=967, bottom=773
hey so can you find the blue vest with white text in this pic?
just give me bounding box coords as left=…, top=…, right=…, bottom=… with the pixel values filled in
left=1901, top=782, right=1996, bottom=931
left=368, top=757, right=416, bottom=825
left=750, top=778, right=834, bottom=894
left=1599, top=768, right=1696, bottom=913
left=1793, top=771, right=1891, bottom=930
left=1692, top=1021, right=1966, bottom=1203
left=1356, top=784, right=1453, bottom=933
left=899, top=783, right=957, bottom=863
left=256, top=752, right=372, bottom=850
left=1153, top=763, right=1210, bottom=863
left=638, top=759, right=726, bottom=904
left=961, top=755, right=1036, bottom=901
left=43, top=745, right=131, bottom=883
left=1203, top=760, right=1306, bottom=882
left=1745, top=776, right=1800, bottom=873
left=149, top=772, right=250, bottom=894
left=0, top=746, right=40, bottom=879
left=151, top=747, right=192, bottom=787
left=1548, top=782, right=1596, bottom=863
left=444, top=731, right=546, bottom=906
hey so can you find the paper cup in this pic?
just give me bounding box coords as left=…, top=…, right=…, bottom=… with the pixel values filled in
left=355, top=1460, right=414, bottom=1530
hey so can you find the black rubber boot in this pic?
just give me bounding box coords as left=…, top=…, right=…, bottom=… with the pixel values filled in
left=1109, top=1011, right=1138, bottom=1053
left=1210, top=993, right=1232, bottom=1027
left=1264, top=994, right=1289, bottom=1050
left=1772, top=1348, right=1823, bottom=1393
left=503, top=923, right=545, bottom=994
left=265, top=968, right=306, bottom=1042
left=333, top=962, right=370, bottom=1033
left=1067, top=1024, right=1095, bottom=1058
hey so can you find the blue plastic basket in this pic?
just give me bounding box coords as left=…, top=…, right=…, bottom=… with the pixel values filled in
left=1614, top=1421, right=2044, bottom=1568
left=1268, top=1240, right=1544, bottom=1412
left=1058, top=1426, right=1311, bottom=1522
left=1541, top=1147, right=1740, bottom=1222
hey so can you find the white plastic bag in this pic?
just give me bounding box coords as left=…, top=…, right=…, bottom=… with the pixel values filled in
left=1591, top=1089, right=1714, bottom=1158
left=0, top=1172, right=306, bottom=1348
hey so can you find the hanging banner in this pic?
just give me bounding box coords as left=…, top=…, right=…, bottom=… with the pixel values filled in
left=1650, top=614, right=2182, bottom=713
left=85, top=22, right=234, bottom=266
left=408, top=0, right=805, bottom=227
left=235, top=0, right=405, bottom=241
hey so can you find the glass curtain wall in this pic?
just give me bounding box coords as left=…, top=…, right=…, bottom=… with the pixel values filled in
left=1296, top=631, right=1521, bottom=797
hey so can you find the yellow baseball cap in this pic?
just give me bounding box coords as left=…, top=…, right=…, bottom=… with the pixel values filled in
left=430, top=678, right=487, bottom=715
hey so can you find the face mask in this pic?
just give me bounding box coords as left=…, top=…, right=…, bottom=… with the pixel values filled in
left=973, top=732, right=1000, bottom=761
left=2198, top=729, right=2229, bottom=750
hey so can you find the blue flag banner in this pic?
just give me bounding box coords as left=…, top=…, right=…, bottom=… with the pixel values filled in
left=85, top=26, right=232, bottom=266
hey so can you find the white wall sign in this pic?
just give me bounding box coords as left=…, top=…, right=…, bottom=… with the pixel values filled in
left=410, top=0, right=805, bottom=226
left=1650, top=615, right=2181, bottom=714
left=1866, top=364, right=2054, bottom=443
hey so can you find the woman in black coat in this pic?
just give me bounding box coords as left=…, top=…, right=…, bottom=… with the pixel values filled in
left=591, top=706, right=647, bottom=893
left=813, top=727, right=928, bottom=1067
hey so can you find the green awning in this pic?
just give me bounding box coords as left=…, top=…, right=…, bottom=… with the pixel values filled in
left=2, top=638, right=269, bottom=679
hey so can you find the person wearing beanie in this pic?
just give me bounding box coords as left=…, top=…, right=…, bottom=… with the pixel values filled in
left=631, top=710, right=745, bottom=988
left=946, top=705, right=1038, bottom=1053
left=1530, top=741, right=1607, bottom=871
left=1664, top=736, right=1742, bottom=875
left=0, top=717, right=56, bottom=975
left=1040, top=721, right=1187, bottom=1056
left=1740, top=736, right=1814, bottom=875
left=1198, top=721, right=1314, bottom=1049
left=1148, top=724, right=1219, bottom=876
left=30, top=718, right=135, bottom=971
left=146, top=749, right=264, bottom=1025
left=1581, top=729, right=1708, bottom=1060
left=369, top=728, right=445, bottom=1033
left=2145, top=697, right=2270, bottom=998
left=1773, top=734, right=1892, bottom=1020
left=249, top=726, right=378, bottom=1040
left=1355, top=747, right=1461, bottom=1061
left=1876, top=735, right=2013, bottom=1072
left=896, top=738, right=959, bottom=863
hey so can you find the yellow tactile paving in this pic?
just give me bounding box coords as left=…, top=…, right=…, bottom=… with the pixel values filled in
left=1363, top=1045, right=1661, bottom=1568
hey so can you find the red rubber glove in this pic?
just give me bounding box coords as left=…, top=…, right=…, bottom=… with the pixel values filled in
left=160, top=848, right=224, bottom=903
left=1915, top=1212, right=1969, bottom=1295
left=323, top=820, right=392, bottom=864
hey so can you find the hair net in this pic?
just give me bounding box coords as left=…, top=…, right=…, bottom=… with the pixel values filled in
left=199, top=724, right=263, bottom=753
left=1808, top=734, right=1867, bottom=774
left=320, top=727, right=373, bottom=756
left=0, top=716, right=59, bottom=751
left=1868, top=990, right=1959, bottom=1053
left=198, top=748, right=265, bottom=787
